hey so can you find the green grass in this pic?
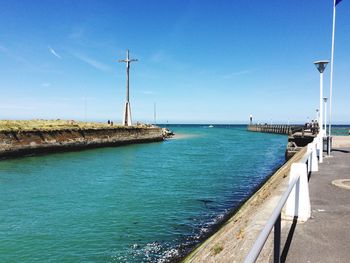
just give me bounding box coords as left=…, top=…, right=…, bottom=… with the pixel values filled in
left=0, top=120, right=152, bottom=132
left=211, top=243, right=224, bottom=256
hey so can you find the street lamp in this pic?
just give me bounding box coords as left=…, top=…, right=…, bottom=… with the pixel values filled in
left=316, top=109, right=319, bottom=123
left=323, top=97, right=328, bottom=135
left=314, top=60, right=329, bottom=163
left=323, top=97, right=331, bottom=155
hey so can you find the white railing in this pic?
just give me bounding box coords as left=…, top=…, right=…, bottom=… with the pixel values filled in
left=244, top=134, right=321, bottom=263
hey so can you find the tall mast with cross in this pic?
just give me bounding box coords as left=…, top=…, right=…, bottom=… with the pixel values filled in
left=118, top=50, right=138, bottom=126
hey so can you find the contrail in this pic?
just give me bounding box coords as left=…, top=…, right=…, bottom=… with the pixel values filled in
left=73, top=52, right=111, bottom=72
left=49, top=47, right=62, bottom=59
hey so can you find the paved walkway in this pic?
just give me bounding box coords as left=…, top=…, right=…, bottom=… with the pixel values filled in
left=280, top=144, right=350, bottom=262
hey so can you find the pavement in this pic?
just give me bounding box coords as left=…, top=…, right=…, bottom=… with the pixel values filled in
left=332, top=136, right=350, bottom=148
left=279, top=140, right=350, bottom=263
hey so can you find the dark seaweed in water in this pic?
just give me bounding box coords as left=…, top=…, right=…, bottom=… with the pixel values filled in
left=121, top=160, right=285, bottom=263
left=197, top=199, right=214, bottom=207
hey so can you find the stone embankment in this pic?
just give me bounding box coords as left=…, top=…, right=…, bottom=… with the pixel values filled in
left=0, top=126, right=163, bottom=159
left=183, top=148, right=306, bottom=263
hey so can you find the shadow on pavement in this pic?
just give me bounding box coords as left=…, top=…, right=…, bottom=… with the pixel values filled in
left=332, top=149, right=350, bottom=154
left=281, top=217, right=298, bottom=263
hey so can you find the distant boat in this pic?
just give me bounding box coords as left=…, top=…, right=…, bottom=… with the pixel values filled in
left=208, top=125, right=214, bottom=128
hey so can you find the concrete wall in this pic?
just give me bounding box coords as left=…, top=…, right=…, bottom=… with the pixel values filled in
left=183, top=147, right=307, bottom=262
left=0, top=127, right=163, bottom=159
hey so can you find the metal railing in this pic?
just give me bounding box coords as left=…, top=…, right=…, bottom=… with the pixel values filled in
left=244, top=135, right=321, bottom=263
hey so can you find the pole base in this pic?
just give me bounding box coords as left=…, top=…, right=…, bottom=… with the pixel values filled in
left=122, top=102, right=132, bottom=126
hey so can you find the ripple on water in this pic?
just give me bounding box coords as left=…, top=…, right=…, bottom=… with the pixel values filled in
left=0, top=125, right=287, bottom=262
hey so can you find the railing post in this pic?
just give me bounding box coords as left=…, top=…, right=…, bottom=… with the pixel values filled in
left=307, top=154, right=311, bottom=174
left=285, top=163, right=311, bottom=221
left=307, top=139, right=318, bottom=172
left=274, top=214, right=281, bottom=263
left=317, top=134, right=323, bottom=163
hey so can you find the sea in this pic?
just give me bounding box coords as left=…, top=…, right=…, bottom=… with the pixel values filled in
left=0, top=124, right=347, bottom=262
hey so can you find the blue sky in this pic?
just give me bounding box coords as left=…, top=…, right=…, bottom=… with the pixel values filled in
left=0, top=0, right=349, bottom=124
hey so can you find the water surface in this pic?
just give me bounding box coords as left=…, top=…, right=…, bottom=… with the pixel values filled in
left=0, top=125, right=287, bottom=262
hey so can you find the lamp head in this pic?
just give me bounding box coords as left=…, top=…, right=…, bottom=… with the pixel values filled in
left=323, top=97, right=328, bottom=103
left=313, top=60, right=329, bottom=73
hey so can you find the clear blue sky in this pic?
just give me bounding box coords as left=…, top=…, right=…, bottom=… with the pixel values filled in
left=0, top=0, right=349, bottom=124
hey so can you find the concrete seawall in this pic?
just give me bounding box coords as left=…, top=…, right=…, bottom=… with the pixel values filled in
left=0, top=127, right=163, bottom=159
left=182, top=147, right=306, bottom=262
left=247, top=124, right=301, bottom=135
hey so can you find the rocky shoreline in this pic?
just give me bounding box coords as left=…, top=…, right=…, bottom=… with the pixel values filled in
left=0, top=126, right=164, bottom=159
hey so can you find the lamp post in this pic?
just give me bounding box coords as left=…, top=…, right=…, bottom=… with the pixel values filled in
left=316, top=109, right=319, bottom=123
left=314, top=60, right=329, bottom=163
left=323, top=97, right=330, bottom=155
left=323, top=97, right=328, bottom=135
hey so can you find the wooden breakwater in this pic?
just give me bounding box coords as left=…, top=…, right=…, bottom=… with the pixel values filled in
left=247, top=124, right=303, bottom=135
left=0, top=126, right=164, bottom=159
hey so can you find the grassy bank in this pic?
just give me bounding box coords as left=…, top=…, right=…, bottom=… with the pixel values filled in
left=0, top=120, right=152, bottom=132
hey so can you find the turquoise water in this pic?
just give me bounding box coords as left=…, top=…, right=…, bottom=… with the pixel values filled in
left=0, top=125, right=287, bottom=262
left=331, top=125, right=350, bottom=136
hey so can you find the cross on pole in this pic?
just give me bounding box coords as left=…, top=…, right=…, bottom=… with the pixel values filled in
left=118, top=50, right=138, bottom=126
